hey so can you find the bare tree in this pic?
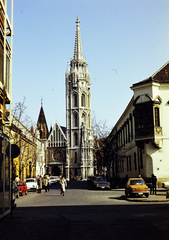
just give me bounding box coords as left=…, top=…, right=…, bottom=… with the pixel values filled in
left=92, top=111, right=111, bottom=138
left=12, top=97, right=35, bottom=130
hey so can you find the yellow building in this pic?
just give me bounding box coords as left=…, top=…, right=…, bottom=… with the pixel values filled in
left=10, top=115, right=42, bottom=181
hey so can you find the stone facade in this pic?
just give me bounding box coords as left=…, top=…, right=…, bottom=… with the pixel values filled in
left=65, top=17, right=94, bottom=179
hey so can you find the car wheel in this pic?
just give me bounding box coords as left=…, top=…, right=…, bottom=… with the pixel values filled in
left=21, top=192, right=23, bottom=196
left=25, top=191, right=27, bottom=195
left=145, top=193, right=149, bottom=198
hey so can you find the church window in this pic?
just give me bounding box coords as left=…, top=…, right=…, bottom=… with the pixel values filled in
left=81, top=94, right=85, bottom=107
left=82, top=113, right=86, bottom=124
left=74, top=133, right=78, bottom=146
left=74, top=113, right=78, bottom=127
left=88, top=114, right=90, bottom=128
left=74, top=94, right=78, bottom=107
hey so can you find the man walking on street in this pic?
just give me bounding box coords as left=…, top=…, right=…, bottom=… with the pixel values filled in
left=60, top=176, right=67, bottom=196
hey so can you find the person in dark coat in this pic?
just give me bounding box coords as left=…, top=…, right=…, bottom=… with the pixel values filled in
left=151, top=174, right=157, bottom=195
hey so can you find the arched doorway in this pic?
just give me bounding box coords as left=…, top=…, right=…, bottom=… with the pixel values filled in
left=51, top=166, right=61, bottom=176
left=146, top=154, right=153, bottom=178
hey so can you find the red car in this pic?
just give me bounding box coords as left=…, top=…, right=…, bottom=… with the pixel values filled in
left=16, top=181, right=28, bottom=196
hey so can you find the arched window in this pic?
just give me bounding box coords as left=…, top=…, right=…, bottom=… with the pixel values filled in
left=154, top=107, right=160, bottom=127
left=82, top=113, right=86, bottom=124
left=88, top=114, right=90, bottom=128
left=74, top=94, right=78, bottom=107
left=81, top=94, right=85, bottom=107
left=74, top=133, right=78, bottom=146
left=74, top=113, right=78, bottom=127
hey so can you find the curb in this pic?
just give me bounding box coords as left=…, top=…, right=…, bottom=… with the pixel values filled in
left=126, top=198, right=169, bottom=203
left=117, top=194, right=169, bottom=202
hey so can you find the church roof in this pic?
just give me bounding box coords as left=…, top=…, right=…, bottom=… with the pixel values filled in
left=36, top=106, right=49, bottom=139
left=48, top=121, right=67, bottom=143
left=131, top=61, right=169, bottom=88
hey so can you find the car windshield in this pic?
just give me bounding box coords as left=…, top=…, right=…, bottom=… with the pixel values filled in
left=130, top=180, right=145, bottom=185
left=50, top=177, right=55, bottom=179
left=26, top=179, right=35, bottom=183
left=97, top=178, right=107, bottom=182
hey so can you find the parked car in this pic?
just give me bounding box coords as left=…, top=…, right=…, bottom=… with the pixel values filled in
left=87, top=176, right=94, bottom=183
left=13, top=181, right=19, bottom=198
left=16, top=181, right=27, bottom=196
left=49, top=176, right=57, bottom=185
left=125, top=178, right=149, bottom=198
left=54, top=176, right=60, bottom=182
left=94, top=177, right=111, bottom=189
left=26, top=178, right=37, bottom=192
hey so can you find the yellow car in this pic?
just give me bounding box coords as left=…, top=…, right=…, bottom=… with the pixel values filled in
left=125, top=178, right=149, bottom=198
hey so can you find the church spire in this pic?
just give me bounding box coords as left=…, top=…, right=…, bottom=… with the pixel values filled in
left=74, top=17, right=84, bottom=61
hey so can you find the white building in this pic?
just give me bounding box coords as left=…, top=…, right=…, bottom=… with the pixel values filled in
left=105, top=62, right=169, bottom=187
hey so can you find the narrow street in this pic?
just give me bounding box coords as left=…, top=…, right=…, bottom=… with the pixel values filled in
left=1, top=181, right=169, bottom=240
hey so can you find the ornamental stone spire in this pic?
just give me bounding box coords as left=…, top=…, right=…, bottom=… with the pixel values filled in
left=74, top=17, right=84, bottom=61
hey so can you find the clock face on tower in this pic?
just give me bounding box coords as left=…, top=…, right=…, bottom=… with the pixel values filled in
left=53, top=150, right=63, bottom=162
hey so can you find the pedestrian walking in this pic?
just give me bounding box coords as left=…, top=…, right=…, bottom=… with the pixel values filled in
left=47, top=175, right=50, bottom=192
left=44, top=175, right=48, bottom=192
left=151, top=174, right=157, bottom=195
left=38, top=175, right=43, bottom=193
left=59, top=176, right=67, bottom=196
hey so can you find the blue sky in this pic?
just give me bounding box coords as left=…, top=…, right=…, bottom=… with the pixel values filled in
left=9, top=0, right=169, bottom=132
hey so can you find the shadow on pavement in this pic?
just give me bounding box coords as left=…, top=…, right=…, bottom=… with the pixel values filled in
left=1, top=203, right=169, bottom=240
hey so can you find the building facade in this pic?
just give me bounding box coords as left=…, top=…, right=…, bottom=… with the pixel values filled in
left=46, top=122, right=67, bottom=176
left=0, top=0, right=13, bottom=219
left=105, top=62, right=169, bottom=187
left=10, top=115, right=45, bottom=180
left=65, top=17, right=94, bottom=179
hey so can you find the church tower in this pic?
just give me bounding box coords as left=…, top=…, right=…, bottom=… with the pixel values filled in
left=35, top=102, right=49, bottom=141
left=65, top=17, right=94, bottom=179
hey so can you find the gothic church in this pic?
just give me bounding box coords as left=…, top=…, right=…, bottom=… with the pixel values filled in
left=36, top=17, right=94, bottom=179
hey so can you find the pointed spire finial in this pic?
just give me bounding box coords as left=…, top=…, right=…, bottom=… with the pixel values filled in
left=74, top=17, right=83, bottom=61
left=66, top=61, right=70, bottom=73
left=41, top=97, right=43, bottom=107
